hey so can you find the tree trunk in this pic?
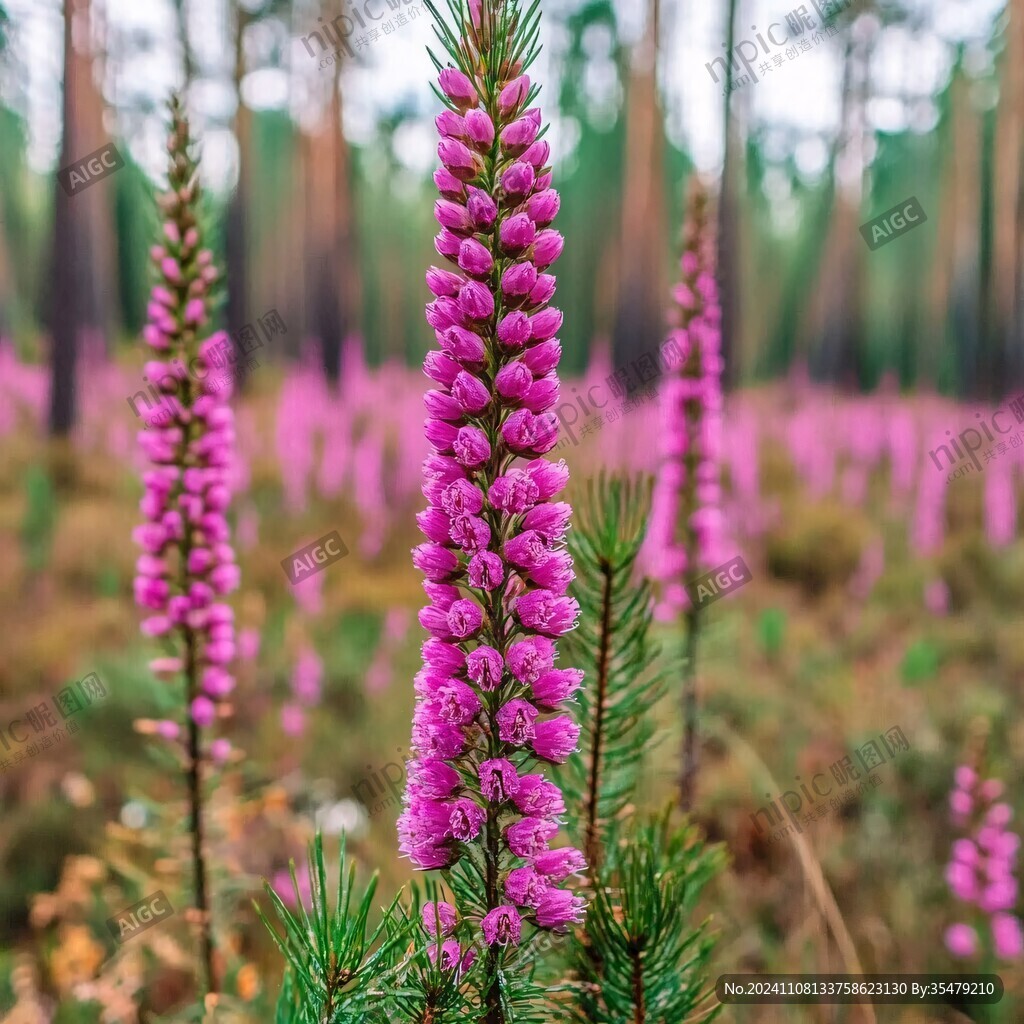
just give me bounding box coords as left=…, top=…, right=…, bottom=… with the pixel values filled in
left=49, top=0, right=83, bottom=436
left=226, top=0, right=251, bottom=383
left=611, top=0, right=665, bottom=376
left=716, top=0, right=740, bottom=389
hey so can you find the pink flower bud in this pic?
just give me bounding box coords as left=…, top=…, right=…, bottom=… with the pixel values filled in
left=526, top=189, right=560, bottom=226
left=210, top=738, right=232, bottom=762
left=441, top=325, right=486, bottom=364
left=425, top=418, right=460, bottom=453
left=184, top=298, right=206, bottom=326
left=468, top=552, right=505, bottom=591
left=453, top=426, right=491, bottom=467
left=464, top=108, right=495, bottom=148
left=498, top=311, right=532, bottom=349
left=501, top=262, right=538, bottom=299
left=143, top=325, right=170, bottom=350
left=500, top=162, right=535, bottom=201
left=426, top=266, right=464, bottom=298
left=426, top=297, right=464, bottom=332
left=191, top=696, right=216, bottom=728
left=498, top=75, right=530, bottom=117
left=435, top=110, right=467, bottom=138
left=438, top=138, right=480, bottom=181
left=425, top=390, right=463, bottom=421
left=525, top=375, right=559, bottom=413
left=451, top=371, right=490, bottom=414
left=500, top=116, right=539, bottom=156
left=467, top=186, right=498, bottom=229
left=458, top=238, right=494, bottom=277
left=439, top=68, right=479, bottom=110
left=530, top=306, right=563, bottom=341
left=500, top=213, right=536, bottom=254
left=458, top=280, right=495, bottom=320
left=424, top=351, right=462, bottom=387
left=528, top=273, right=557, bottom=306
left=161, top=257, right=183, bottom=283
left=434, top=167, right=466, bottom=200
left=435, top=199, right=474, bottom=234
left=435, top=229, right=463, bottom=260
left=523, top=139, right=550, bottom=168
left=495, top=362, right=533, bottom=401
left=533, top=229, right=564, bottom=269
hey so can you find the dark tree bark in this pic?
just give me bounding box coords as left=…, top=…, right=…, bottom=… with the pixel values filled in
left=716, top=0, right=739, bottom=389
left=49, top=0, right=83, bottom=436
left=226, top=0, right=251, bottom=384
left=611, top=0, right=665, bottom=376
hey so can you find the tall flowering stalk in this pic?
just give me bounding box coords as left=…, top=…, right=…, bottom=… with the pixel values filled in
left=398, top=1, right=585, bottom=1017
left=646, top=179, right=725, bottom=810
left=132, top=96, right=239, bottom=998
left=945, top=766, right=1023, bottom=963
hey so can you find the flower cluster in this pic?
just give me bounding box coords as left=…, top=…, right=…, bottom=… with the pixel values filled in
left=397, top=4, right=585, bottom=948
left=133, top=99, right=239, bottom=752
left=646, top=181, right=726, bottom=620
left=281, top=646, right=323, bottom=737
left=945, top=766, right=1022, bottom=960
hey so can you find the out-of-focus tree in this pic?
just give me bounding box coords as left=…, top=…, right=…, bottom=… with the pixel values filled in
left=226, top=0, right=253, bottom=376
left=552, top=0, right=627, bottom=372
left=807, top=16, right=871, bottom=389
left=611, top=0, right=666, bottom=372
left=717, top=0, right=740, bottom=389
left=304, top=0, right=357, bottom=383
left=992, top=0, right=1023, bottom=390
left=49, top=0, right=87, bottom=435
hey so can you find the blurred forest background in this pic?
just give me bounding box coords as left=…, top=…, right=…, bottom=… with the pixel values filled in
left=0, top=0, right=1021, bottom=413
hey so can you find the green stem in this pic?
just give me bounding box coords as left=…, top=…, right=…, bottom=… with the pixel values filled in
left=583, top=557, right=614, bottom=875
left=631, top=948, right=646, bottom=1024
left=680, top=605, right=700, bottom=811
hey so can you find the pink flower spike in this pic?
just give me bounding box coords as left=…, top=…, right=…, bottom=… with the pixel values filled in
left=402, top=15, right=582, bottom=943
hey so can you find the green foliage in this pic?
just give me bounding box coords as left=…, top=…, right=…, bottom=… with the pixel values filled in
left=384, top=880, right=480, bottom=1023
left=757, top=607, right=786, bottom=658
left=562, top=815, right=724, bottom=1024
left=21, top=462, right=56, bottom=572
left=556, top=475, right=723, bottom=1024
left=425, top=0, right=543, bottom=109
left=256, top=833, right=410, bottom=1024
left=766, top=501, right=869, bottom=594
left=901, top=638, right=940, bottom=686
left=441, top=863, right=556, bottom=1022
left=561, top=474, right=666, bottom=870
